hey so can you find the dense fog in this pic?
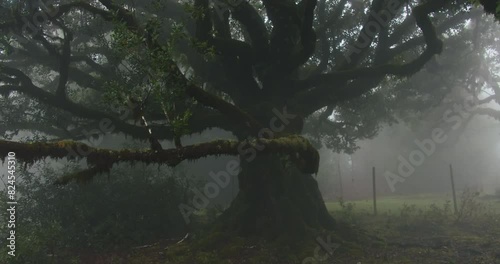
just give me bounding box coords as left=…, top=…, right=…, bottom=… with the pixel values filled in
left=1, top=0, right=500, bottom=263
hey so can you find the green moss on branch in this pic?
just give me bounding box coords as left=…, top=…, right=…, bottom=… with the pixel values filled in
left=0, top=135, right=319, bottom=183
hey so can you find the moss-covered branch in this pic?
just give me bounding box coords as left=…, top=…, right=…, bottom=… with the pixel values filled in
left=0, top=135, right=319, bottom=184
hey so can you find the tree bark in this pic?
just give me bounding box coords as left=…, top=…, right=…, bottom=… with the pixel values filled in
left=215, top=153, right=335, bottom=240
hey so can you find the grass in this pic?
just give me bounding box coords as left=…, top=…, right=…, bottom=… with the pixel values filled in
left=321, top=190, right=500, bottom=263
left=13, top=191, right=500, bottom=263
left=325, top=192, right=500, bottom=215
left=154, top=191, right=500, bottom=263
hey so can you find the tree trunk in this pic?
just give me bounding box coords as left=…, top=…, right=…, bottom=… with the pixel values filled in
left=215, top=153, right=335, bottom=240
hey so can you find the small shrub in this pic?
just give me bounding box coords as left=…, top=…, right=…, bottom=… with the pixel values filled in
left=423, top=201, right=451, bottom=225
left=0, top=161, right=193, bottom=263
left=455, top=187, right=484, bottom=223
left=337, top=197, right=356, bottom=223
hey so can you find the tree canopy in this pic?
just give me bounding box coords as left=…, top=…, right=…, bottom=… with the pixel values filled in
left=1, top=0, right=493, bottom=163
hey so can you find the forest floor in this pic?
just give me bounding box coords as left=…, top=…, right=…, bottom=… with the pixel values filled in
left=321, top=192, right=500, bottom=264
left=79, top=192, right=500, bottom=264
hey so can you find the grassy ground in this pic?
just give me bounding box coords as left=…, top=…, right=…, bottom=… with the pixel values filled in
left=325, top=192, right=500, bottom=215
left=59, top=191, right=500, bottom=263
left=322, top=191, right=500, bottom=263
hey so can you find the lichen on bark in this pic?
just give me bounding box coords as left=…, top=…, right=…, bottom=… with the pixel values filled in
left=0, top=135, right=319, bottom=183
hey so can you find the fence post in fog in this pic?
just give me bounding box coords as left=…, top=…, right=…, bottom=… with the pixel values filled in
left=232, top=175, right=235, bottom=200
left=338, top=157, right=343, bottom=198
left=449, top=164, right=458, bottom=214
left=372, top=167, right=377, bottom=216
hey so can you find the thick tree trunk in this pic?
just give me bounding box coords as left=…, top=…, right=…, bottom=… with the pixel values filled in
left=215, top=153, right=335, bottom=239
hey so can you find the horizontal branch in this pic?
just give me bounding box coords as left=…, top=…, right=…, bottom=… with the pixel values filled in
left=0, top=135, right=320, bottom=184
left=474, top=107, right=500, bottom=121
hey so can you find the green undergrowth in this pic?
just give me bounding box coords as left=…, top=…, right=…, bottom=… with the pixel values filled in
left=161, top=220, right=372, bottom=264
left=128, top=190, right=500, bottom=263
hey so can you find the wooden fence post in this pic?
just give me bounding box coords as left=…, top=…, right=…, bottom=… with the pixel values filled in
left=372, top=166, right=377, bottom=216
left=449, top=164, right=458, bottom=214
left=338, top=157, right=343, bottom=198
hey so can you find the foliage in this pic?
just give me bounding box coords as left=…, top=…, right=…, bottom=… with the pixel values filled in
left=470, top=0, right=500, bottom=19
left=0, top=162, right=192, bottom=264
left=103, top=12, right=195, bottom=139
left=396, top=201, right=455, bottom=234
left=337, top=196, right=357, bottom=224
left=455, top=187, right=485, bottom=223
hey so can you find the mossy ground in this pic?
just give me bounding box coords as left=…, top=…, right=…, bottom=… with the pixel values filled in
left=46, top=193, right=500, bottom=263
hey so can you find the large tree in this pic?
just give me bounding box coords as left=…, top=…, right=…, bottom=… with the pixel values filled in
left=0, top=0, right=496, bottom=239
